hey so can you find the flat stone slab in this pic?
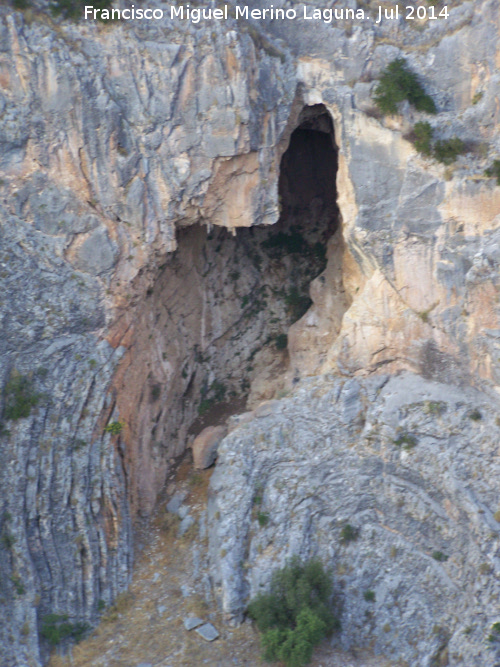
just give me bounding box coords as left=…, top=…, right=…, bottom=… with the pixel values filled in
left=183, top=616, right=204, bottom=631
left=166, top=491, right=188, bottom=516
left=195, top=622, right=219, bottom=641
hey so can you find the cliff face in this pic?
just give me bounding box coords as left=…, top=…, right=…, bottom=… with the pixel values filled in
left=209, top=373, right=500, bottom=666
left=1, top=0, right=500, bottom=664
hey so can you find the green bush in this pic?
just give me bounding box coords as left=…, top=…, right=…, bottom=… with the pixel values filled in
left=2, top=373, right=39, bottom=421
left=393, top=433, right=418, bottom=450
left=433, top=137, right=466, bottom=165
left=247, top=557, right=338, bottom=667
left=412, top=121, right=434, bottom=156
left=257, top=511, right=270, bottom=527
left=485, top=160, right=500, bottom=185
left=198, top=380, right=226, bottom=415
left=40, top=614, right=89, bottom=645
left=51, top=0, right=113, bottom=20
left=363, top=590, right=376, bottom=602
left=275, top=333, right=288, bottom=350
left=488, top=622, right=500, bottom=643
left=432, top=551, right=449, bottom=562
left=373, top=58, right=436, bottom=116
left=410, top=122, right=466, bottom=165
left=104, top=421, right=124, bottom=435
left=340, top=524, right=359, bottom=543
left=7, top=0, right=114, bottom=20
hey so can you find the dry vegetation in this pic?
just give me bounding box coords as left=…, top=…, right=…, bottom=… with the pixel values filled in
left=48, top=459, right=262, bottom=667
left=47, top=455, right=395, bottom=667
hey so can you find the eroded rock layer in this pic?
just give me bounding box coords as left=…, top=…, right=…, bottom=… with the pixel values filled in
left=208, top=373, right=500, bottom=666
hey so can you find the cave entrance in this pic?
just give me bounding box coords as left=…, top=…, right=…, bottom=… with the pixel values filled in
left=117, top=105, right=340, bottom=514
left=278, top=104, right=339, bottom=236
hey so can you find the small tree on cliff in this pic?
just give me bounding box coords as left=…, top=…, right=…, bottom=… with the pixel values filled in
left=247, top=557, right=339, bottom=667
left=373, top=58, right=436, bottom=115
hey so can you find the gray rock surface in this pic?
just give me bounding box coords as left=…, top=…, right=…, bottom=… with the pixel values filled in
left=166, top=492, right=188, bottom=516
left=195, top=622, right=220, bottom=642
left=208, top=373, right=500, bottom=666
left=183, top=616, right=204, bottom=631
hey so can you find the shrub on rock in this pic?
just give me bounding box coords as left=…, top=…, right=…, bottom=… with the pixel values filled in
left=247, top=557, right=338, bottom=667
left=373, top=58, right=436, bottom=115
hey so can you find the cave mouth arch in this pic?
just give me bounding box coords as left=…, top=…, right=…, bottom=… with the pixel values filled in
left=278, top=103, right=339, bottom=239
left=115, top=105, right=342, bottom=514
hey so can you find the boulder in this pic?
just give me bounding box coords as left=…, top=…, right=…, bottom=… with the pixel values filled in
left=195, top=623, right=219, bottom=642
left=183, top=617, right=204, bottom=631
left=192, top=425, right=227, bottom=469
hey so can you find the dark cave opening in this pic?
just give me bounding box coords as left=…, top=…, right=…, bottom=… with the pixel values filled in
left=278, top=104, right=339, bottom=235
left=120, top=105, right=340, bottom=513
left=183, top=104, right=340, bottom=433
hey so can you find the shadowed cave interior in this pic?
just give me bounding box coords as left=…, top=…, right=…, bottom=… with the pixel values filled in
left=117, top=104, right=341, bottom=514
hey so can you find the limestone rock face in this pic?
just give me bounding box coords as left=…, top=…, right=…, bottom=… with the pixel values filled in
left=192, top=425, right=227, bottom=469
left=0, top=0, right=500, bottom=664
left=208, top=373, right=500, bottom=666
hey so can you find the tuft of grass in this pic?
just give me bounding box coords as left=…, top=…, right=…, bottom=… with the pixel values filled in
left=2, top=372, right=39, bottom=421
left=198, top=380, right=227, bottom=415
left=433, top=137, right=466, bottom=165
left=478, top=563, right=492, bottom=575
left=487, top=622, right=500, bottom=643
left=432, top=551, right=449, bottom=562
left=101, top=592, right=134, bottom=624
left=257, top=512, right=269, bottom=527
left=472, top=91, right=483, bottom=105
left=11, top=574, right=25, bottom=595
left=188, top=472, right=203, bottom=488
left=104, top=421, right=124, bottom=435
left=373, top=58, right=436, bottom=116
left=424, top=401, right=446, bottom=416
left=363, top=590, right=376, bottom=602
left=393, top=433, right=418, bottom=450
left=468, top=409, right=482, bottom=421
left=485, top=160, right=500, bottom=185
left=340, top=524, right=359, bottom=544
left=275, top=333, right=288, bottom=350
left=1, top=530, right=15, bottom=549
left=253, top=487, right=263, bottom=507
